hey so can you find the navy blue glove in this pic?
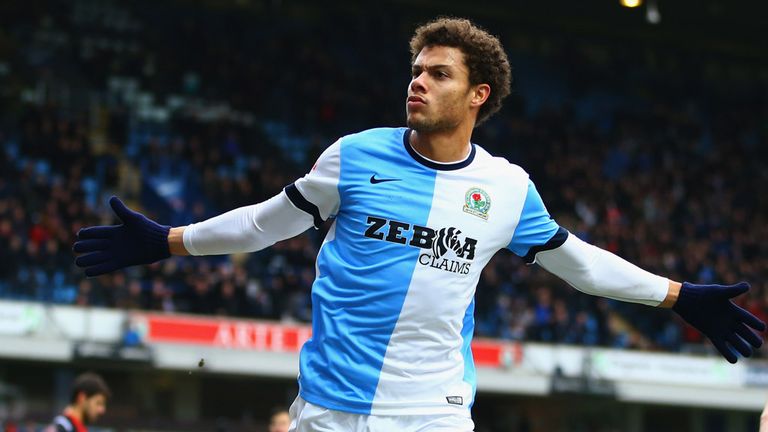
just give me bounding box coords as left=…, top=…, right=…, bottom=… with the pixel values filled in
left=673, top=282, right=765, bottom=363
left=73, top=197, right=171, bottom=277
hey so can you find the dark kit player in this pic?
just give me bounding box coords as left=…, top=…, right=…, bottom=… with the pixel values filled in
left=51, top=372, right=110, bottom=432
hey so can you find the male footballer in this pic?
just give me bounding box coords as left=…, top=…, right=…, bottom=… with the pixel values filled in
left=51, top=372, right=110, bottom=432
left=74, top=18, right=764, bottom=431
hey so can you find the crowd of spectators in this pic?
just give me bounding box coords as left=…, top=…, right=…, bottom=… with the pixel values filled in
left=1, top=0, right=767, bottom=361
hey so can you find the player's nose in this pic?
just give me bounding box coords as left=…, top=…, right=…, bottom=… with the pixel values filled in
left=410, top=73, right=428, bottom=93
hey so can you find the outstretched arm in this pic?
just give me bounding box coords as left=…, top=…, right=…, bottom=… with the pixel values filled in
left=75, top=139, right=342, bottom=277
left=535, top=232, right=670, bottom=306
left=74, top=193, right=315, bottom=276
left=168, top=192, right=316, bottom=256
left=172, top=192, right=314, bottom=256
left=510, top=177, right=763, bottom=363
left=535, top=232, right=765, bottom=363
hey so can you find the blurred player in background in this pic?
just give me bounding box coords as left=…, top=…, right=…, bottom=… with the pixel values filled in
left=268, top=406, right=290, bottom=432
left=50, top=372, right=110, bottom=432
left=74, top=17, right=764, bottom=432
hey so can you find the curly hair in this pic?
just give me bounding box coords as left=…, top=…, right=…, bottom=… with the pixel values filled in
left=410, top=17, right=512, bottom=126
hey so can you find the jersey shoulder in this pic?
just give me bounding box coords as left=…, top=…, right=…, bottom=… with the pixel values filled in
left=340, top=127, right=406, bottom=147
left=472, top=144, right=529, bottom=181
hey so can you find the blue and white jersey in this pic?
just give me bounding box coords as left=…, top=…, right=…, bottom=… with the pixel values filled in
left=285, top=127, right=564, bottom=416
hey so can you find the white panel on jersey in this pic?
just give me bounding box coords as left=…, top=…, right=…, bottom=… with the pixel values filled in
left=370, top=148, right=530, bottom=415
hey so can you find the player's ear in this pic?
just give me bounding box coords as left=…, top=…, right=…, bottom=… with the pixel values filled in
left=470, top=84, right=490, bottom=108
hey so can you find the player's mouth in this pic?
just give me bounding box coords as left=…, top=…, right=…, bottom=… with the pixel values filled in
left=407, top=95, right=427, bottom=108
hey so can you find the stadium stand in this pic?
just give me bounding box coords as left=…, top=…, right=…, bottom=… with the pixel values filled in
left=1, top=0, right=767, bottom=374
left=2, top=1, right=768, bottom=431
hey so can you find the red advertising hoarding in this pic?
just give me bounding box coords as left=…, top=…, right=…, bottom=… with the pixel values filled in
left=135, top=313, right=522, bottom=368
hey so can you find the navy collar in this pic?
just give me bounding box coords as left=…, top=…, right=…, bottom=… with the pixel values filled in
left=403, top=129, right=476, bottom=171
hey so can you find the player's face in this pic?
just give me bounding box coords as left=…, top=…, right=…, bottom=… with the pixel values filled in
left=269, top=411, right=291, bottom=432
left=82, top=393, right=107, bottom=424
left=406, top=45, right=474, bottom=133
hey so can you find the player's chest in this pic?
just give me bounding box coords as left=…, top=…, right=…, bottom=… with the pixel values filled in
left=341, top=171, right=522, bottom=253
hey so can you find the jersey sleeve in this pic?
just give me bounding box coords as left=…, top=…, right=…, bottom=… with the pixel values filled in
left=507, top=179, right=567, bottom=263
left=284, top=139, right=342, bottom=228
left=52, top=416, right=72, bottom=432
left=182, top=193, right=315, bottom=256
left=535, top=233, right=669, bottom=306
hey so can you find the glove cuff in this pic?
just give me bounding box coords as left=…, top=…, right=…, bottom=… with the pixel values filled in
left=143, top=221, right=172, bottom=261
left=672, top=282, right=699, bottom=314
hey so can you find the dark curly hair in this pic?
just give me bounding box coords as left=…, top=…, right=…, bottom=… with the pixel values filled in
left=70, top=372, right=111, bottom=403
left=410, top=17, right=512, bottom=126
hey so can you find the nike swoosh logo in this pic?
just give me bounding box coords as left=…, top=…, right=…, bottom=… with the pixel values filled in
left=370, top=175, right=401, bottom=184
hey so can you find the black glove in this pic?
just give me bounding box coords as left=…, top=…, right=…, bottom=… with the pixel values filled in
left=74, top=197, right=171, bottom=277
left=673, top=281, right=765, bottom=363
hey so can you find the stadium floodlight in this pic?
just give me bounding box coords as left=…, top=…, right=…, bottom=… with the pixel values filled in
left=620, top=0, right=643, bottom=7
left=646, top=0, right=661, bottom=24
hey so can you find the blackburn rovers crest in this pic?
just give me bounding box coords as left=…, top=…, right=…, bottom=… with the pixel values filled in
left=463, top=187, right=491, bottom=220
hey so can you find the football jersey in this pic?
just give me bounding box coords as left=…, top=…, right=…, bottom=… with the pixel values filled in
left=52, top=414, right=87, bottom=432
left=285, top=127, right=564, bottom=416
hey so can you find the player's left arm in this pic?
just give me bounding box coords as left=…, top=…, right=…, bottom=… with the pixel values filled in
left=535, top=233, right=765, bottom=363
left=510, top=178, right=765, bottom=363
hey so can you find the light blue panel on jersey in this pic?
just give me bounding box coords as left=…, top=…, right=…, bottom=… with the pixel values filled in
left=460, top=298, right=477, bottom=409
left=299, top=128, right=438, bottom=414
left=507, top=180, right=559, bottom=257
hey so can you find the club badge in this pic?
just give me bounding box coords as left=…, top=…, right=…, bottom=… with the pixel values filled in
left=463, top=187, right=491, bottom=220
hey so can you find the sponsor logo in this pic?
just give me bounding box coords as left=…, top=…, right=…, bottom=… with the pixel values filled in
left=370, top=174, right=401, bottom=184
left=432, top=227, right=463, bottom=259
left=364, top=216, right=476, bottom=274
left=446, top=396, right=464, bottom=405
left=463, top=187, right=491, bottom=220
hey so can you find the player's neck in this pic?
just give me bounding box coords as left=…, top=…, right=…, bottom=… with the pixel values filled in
left=409, top=124, right=473, bottom=163
left=64, top=405, right=84, bottom=423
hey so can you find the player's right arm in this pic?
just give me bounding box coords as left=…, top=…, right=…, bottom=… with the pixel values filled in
left=169, top=192, right=317, bottom=256
left=74, top=140, right=341, bottom=276
left=178, top=139, right=340, bottom=256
